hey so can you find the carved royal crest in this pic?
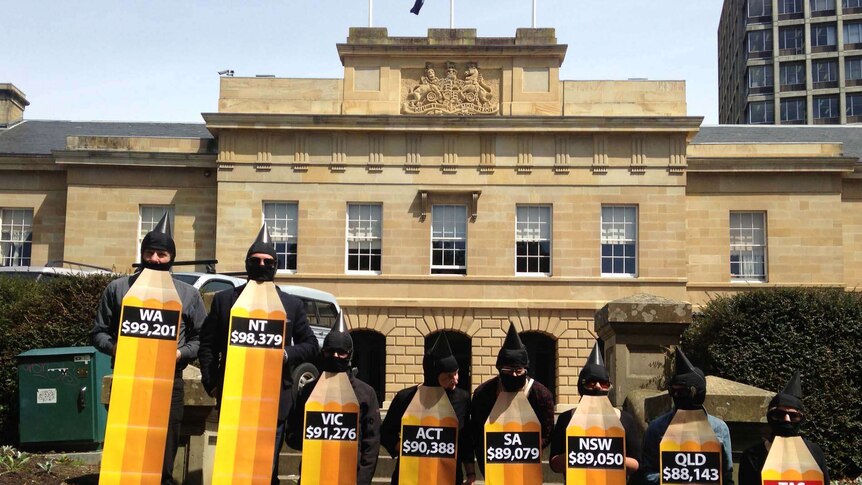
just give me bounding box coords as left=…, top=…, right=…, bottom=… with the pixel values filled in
left=403, top=62, right=498, bottom=115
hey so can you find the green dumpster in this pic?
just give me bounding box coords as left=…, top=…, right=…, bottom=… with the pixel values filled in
left=17, top=346, right=111, bottom=449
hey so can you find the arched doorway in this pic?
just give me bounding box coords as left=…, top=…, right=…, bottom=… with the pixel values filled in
left=351, top=330, right=386, bottom=405
left=424, top=331, right=472, bottom=393
left=521, top=331, right=557, bottom=402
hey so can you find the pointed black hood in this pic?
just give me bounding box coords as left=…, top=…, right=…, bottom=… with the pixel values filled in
left=423, top=332, right=459, bottom=386
left=669, top=348, right=706, bottom=409
left=140, top=212, right=176, bottom=270
left=578, top=339, right=610, bottom=396
left=322, top=313, right=353, bottom=354
left=496, top=322, right=529, bottom=369
left=246, top=222, right=277, bottom=259
left=769, top=371, right=804, bottom=412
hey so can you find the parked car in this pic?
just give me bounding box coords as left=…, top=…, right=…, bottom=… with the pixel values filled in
left=171, top=271, right=340, bottom=394
left=0, top=261, right=113, bottom=281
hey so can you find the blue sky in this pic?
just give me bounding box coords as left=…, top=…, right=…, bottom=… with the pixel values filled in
left=5, top=0, right=724, bottom=123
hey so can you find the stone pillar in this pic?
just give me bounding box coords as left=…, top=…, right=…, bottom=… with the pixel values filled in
left=594, top=293, right=691, bottom=407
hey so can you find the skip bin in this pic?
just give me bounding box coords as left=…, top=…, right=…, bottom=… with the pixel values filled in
left=17, top=346, right=111, bottom=448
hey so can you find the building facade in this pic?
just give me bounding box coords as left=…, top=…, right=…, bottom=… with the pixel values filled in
left=3, top=28, right=862, bottom=407
left=720, top=0, right=862, bottom=124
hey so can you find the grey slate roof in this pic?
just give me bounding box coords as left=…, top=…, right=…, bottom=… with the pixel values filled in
left=694, top=125, right=862, bottom=160
left=0, top=120, right=211, bottom=155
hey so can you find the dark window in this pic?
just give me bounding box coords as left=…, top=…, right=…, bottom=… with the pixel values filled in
left=748, top=0, right=772, bottom=18
left=748, top=30, right=773, bottom=56
left=779, top=26, right=805, bottom=54
left=425, top=331, right=472, bottom=393
left=814, top=95, right=840, bottom=122
left=347, top=204, right=382, bottom=273
left=810, top=0, right=836, bottom=13
left=811, top=23, right=837, bottom=51
left=431, top=205, right=467, bottom=275
left=303, top=299, right=338, bottom=329
left=521, top=332, right=557, bottom=402
left=780, top=62, right=806, bottom=90
left=748, top=65, right=774, bottom=93
left=200, top=279, right=235, bottom=293
left=846, top=93, right=862, bottom=118
left=781, top=97, right=807, bottom=123
left=813, top=58, right=839, bottom=88
left=0, top=209, right=33, bottom=267
left=844, top=0, right=862, bottom=13
left=779, top=0, right=804, bottom=14
left=847, top=57, right=862, bottom=83
left=747, top=100, right=776, bottom=123
left=351, top=330, right=386, bottom=405
left=844, top=21, right=862, bottom=47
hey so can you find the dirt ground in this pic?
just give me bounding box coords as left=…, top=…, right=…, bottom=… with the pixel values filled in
left=0, top=460, right=99, bottom=485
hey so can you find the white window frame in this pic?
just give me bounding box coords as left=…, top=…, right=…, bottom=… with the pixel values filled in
left=600, top=205, right=638, bottom=278
left=730, top=211, right=768, bottom=282
left=813, top=59, right=839, bottom=82
left=515, top=205, right=552, bottom=276
left=430, top=205, right=467, bottom=275
left=263, top=202, right=298, bottom=273
left=138, top=205, right=174, bottom=262
left=346, top=203, right=382, bottom=274
left=0, top=208, right=33, bottom=267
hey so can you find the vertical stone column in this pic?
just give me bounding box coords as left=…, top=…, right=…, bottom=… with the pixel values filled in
left=594, top=294, right=691, bottom=407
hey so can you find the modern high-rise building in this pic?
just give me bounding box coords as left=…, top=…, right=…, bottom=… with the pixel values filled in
left=719, top=0, right=862, bottom=124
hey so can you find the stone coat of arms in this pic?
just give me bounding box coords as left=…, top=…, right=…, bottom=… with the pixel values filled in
left=403, top=62, right=498, bottom=115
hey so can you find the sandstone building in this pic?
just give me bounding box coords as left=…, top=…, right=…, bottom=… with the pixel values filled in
left=2, top=28, right=862, bottom=407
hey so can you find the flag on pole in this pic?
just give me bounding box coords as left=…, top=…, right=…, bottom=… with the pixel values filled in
left=410, top=0, right=424, bottom=14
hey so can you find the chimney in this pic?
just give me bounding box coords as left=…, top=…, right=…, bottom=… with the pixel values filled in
left=0, top=84, right=29, bottom=128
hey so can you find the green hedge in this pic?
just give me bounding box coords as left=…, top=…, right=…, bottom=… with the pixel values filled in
left=682, top=287, right=862, bottom=479
left=0, top=274, right=115, bottom=444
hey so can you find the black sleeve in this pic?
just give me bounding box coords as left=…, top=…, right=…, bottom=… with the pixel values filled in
left=737, top=446, right=762, bottom=485
left=454, top=389, right=475, bottom=467
left=380, top=388, right=413, bottom=457
left=281, top=293, right=319, bottom=366
left=470, top=381, right=495, bottom=471
left=806, top=440, right=830, bottom=485
left=286, top=379, right=313, bottom=450
left=549, top=410, right=573, bottom=461
left=620, top=410, right=642, bottom=462
left=357, top=383, right=381, bottom=485
left=198, top=291, right=228, bottom=395
left=528, top=383, right=556, bottom=449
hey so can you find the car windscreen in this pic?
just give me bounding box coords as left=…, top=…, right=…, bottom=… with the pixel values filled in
left=172, top=274, right=199, bottom=286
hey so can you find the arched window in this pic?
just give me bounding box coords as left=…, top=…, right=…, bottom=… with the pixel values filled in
left=520, top=331, right=557, bottom=401
left=351, top=330, right=386, bottom=405
left=424, top=330, right=472, bottom=393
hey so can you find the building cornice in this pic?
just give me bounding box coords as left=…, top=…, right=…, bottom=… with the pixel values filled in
left=0, top=154, right=62, bottom=171
left=687, top=156, right=857, bottom=173
left=202, top=113, right=704, bottom=134
left=53, top=150, right=217, bottom=168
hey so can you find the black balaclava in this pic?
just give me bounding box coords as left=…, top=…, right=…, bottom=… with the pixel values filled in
left=669, top=348, right=707, bottom=411
left=578, top=339, right=611, bottom=396
left=140, top=213, right=176, bottom=271
left=423, top=333, right=459, bottom=387
left=245, top=223, right=278, bottom=282
left=497, top=322, right=530, bottom=392
left=320, top=314, right=353, bottom=373
left=768, top=371, right=805, bottom=437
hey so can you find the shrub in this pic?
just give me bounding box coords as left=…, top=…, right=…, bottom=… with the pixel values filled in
left=682, top=287, right=862, bottom=479
left=0, top=274, right=115, bottom=444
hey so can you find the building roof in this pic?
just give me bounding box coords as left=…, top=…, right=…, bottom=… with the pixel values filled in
left=695, top=125, right=862, bottom=160
left=0, top=120, right=211, bottom=155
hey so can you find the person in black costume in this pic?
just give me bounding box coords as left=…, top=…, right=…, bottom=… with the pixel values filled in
left=381, top=333, right=477, bottom=484
left=469, top=323, right=555, bottom=477
left=738, top=371, right=829, bottom=485
left=549, top=340, right=640, bottom=481
left=197, top=224, right=320, bottom=485
left=92, top=213, right=206, bottom=485
left=287, top=317, right=381, bottom=485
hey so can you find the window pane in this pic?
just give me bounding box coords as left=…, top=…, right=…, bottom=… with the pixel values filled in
left=601, top=205, right=637, bottom=276
left=845, top=22, right=862, bottom=44
left=431, top=205, right=467, bottom=275
left=0, top=208, right=34, bottom=267
left=847, top=93, right=862, bottom=115
left=730, top=211, right=767, bottom=280
left=264, top=202, right=298, bottom=271
left=515, top=205, right=551, bottom=275
left=346, top=203, right=382, bottom=272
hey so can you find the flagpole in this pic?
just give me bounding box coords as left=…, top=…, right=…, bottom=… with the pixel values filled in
left=369, top=0, right=373, bottom=27
left=450, top=0, right=455, bottom=28
left=532, top=0, right=537, bottom=28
